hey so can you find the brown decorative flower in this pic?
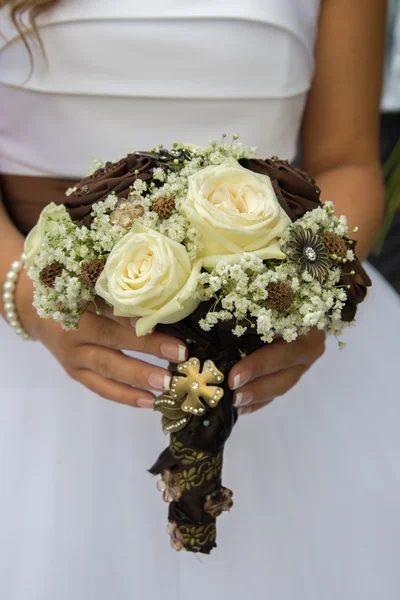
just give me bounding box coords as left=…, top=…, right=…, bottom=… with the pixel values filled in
left=156, top=469, right=182, bottom=503
left=240, top=157, right=322, bottom=221
left=340, top=245, right=372, bottom=321
left=204, top=487, right=233, bottom=518
left=39, top=262, right=63, bottom=288
left=168, top=521, right=184, bottom=552
left=152, top=196, right=176, bottom=219
left=322, top=231, right=348, bottom=261
left=267, top=281, right=294, bottom=311
left=65, top=153, right=157, bottom=225
left=79, top=258, right=106, bottom=287
left=109, top=195, right=145, bottom=228
left=286, top=228, right=330, bottom=282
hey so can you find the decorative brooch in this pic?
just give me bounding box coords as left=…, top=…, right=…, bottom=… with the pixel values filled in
left=154, top=358, right=224, bottom=434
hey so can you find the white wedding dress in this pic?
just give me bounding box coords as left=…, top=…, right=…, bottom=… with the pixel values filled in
left=1, top=2, right=400, bottom=599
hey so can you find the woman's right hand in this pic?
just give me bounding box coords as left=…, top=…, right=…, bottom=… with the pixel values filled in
left=15, top=270, right=187, bottom=408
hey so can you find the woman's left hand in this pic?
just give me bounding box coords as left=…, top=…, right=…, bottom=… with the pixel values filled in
left=228, top=329, right=326, bottom=415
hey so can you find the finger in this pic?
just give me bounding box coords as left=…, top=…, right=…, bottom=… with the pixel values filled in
left=228, top=330, right=325, bottom=389
left=74, top=369, right=155, bottom=408
left=86, top=297, right=138, bottom=331
left=233, top=365, right=307, bottom=408
left=87, top=297, right=157, bottom=337
left=76, top=345, right=172, bottom=392
left=75, top=313, right=188, bottom=363
left=237, top=401, right=270, bottom=416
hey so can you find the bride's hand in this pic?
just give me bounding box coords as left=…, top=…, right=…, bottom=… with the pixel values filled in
left=228, top=329, right=326, bottom=415
left=15, top=271, right=187, bottom=408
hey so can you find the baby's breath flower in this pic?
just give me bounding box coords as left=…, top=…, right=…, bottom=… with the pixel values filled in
left=233, top=325, right=247, bottom=337
left=86, top=158, right=103, bottom=176
left=133, top=179, right=147, bottom=194
left=153, top=167, right=166, bottom=182
left=65, top=186, right=77, bottom=197
left=282, top=328, right=298, bottom=343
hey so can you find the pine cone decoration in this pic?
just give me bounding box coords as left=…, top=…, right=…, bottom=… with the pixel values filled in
left=322, top=232, right=348, bottom=261
left=39, top=262, right=64, bottom=288
left=79, top=258, right=106, bottom=287
left=152, top=196, right=176, bottom=219
left=267, top=281, right=294, bottom=311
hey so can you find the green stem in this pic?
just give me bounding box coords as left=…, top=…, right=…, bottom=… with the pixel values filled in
left=374, top=138, right=400, bottom=254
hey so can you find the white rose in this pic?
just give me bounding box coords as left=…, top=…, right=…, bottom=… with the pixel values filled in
left=183, top=157, right=291, bottom=268
left=95, top=224, right=202, bottom=336
left=24, top=203, right=68, bottom=269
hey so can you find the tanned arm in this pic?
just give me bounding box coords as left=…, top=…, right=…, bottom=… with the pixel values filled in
left=301, top=0, right=387, bottom=259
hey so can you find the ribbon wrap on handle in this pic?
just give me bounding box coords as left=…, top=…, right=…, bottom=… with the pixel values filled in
left=150, top=302, right=264, bottom=554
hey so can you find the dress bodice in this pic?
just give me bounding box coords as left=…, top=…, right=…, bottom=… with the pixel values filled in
left=0, top=0, right=321, bottom=177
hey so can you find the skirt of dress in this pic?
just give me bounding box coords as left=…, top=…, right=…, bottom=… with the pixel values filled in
left=0, top=264, right=399, bottom=600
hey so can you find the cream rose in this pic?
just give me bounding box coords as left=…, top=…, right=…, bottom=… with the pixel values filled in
left=95, top=224, right=202, bottom=336
left=24, top=203, right=68, bottom=269
left=183, top=157, right=291, bottom=267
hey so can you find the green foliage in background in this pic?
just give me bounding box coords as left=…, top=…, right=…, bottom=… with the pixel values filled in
left=374, top=137, right=400, bottom=253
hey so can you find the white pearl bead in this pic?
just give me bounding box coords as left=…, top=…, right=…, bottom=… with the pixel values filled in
left=3, top=281, right=15, bottom=292
left=2, top=254, right=33, bottom=342
left=21, top=252, right=26, bottom=261
left=6, top=271, right=18, bottom=282
left=11, top=260, right=23, bottom=272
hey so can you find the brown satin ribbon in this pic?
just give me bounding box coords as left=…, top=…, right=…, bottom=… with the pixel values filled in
left=0, top=174, right=76, bottom=234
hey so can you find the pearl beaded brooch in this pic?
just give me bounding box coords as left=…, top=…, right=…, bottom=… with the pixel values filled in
left=2, top=253, right=33, bottom=341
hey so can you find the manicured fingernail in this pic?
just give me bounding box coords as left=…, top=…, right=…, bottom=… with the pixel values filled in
left=160, top=343, right=187, bottom=362
left=137, top=397, right=154, bottom=408
left=148, top=373, right=171, bottom=391
left=230, top=370, right=251, bottom=390
left=234, top=391, right=254, bottom=408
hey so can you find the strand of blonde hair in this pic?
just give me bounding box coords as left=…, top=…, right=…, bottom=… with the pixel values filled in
left=0, top=0, right=59, bottom=67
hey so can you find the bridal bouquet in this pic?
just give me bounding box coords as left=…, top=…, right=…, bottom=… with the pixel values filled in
left=25, top=137, right=371, bottom=554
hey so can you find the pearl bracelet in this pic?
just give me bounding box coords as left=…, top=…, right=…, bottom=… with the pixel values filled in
left=2, top=252, right=34, bottom=341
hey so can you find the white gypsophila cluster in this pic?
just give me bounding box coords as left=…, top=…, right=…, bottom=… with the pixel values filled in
left=176, top=135, right=256, bottom=163
left=152, top=167, right=166, bottom=182
left=286, top=202, right=351, bottom=239
left=65, top=186, right=77, bottom=197
left=197, top=253, right=346, bottom=343
left=89, top=195, right=128, bottom=253
left=28, top=216, right=97, bottom=329
left=86, top=157, right=103, bottom=176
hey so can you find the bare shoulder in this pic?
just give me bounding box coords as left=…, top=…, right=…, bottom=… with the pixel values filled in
left=301, top=0, right=388, bottom=174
